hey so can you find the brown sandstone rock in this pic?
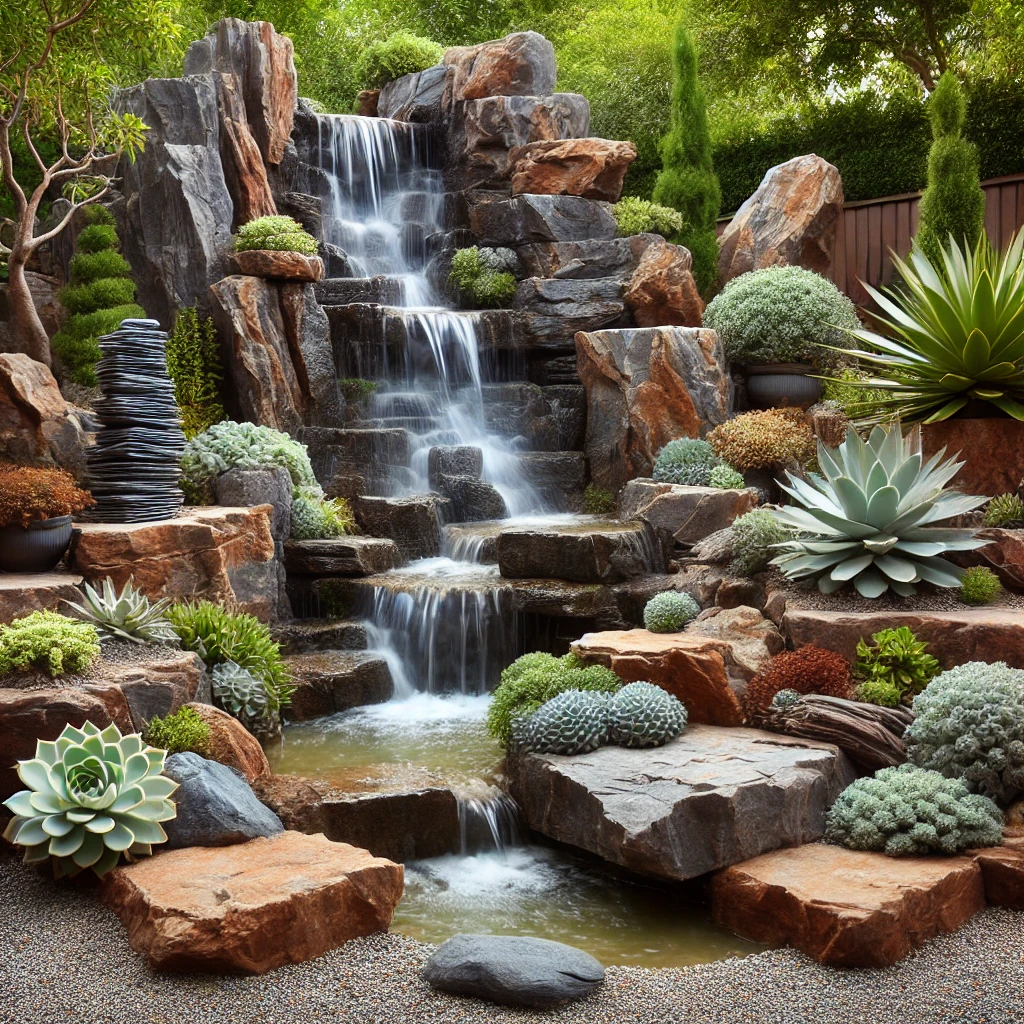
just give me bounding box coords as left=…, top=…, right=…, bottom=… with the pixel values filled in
left=575, top=326, right=733, bottom=492
left=509, top=138, right=636, bottom=202
left=184, top=702, right=270, bottom=783
left=233, top=250, right=325, bottom=281
left=101, top=831, right=403, bottom=973
left=710, top=844, right=986, bottom=968
left=971, top=838, right=1024, bottom=909
left=624, top=239, right=704, bottom=328
left=0, top=353, right=91, bottom=473
left=444, top=32, right=556, bottom=105
left=0, top=572, right=84, bottom=625
left=921, top=418, right=1024, bottom=501
left=355, top=89, right=380, bottom=116
left=717, top=154, right=843, bottom=287
left=68, top=506, right=280, bottom=621
left=618, top=479, right=757, bottom=547
left=948, top=527, right=1024, bottom=590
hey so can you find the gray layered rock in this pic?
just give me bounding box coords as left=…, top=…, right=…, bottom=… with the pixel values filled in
left=518, top=452, right=587, bottom=508
left=283, top=537, right=402, bottom=577
left=163, top=752, right=284, bottom=849
left=428, top=445, right=483, bottom=486
left=378, top=64, right=447, bottom=122
left=214, top=466, right=293, bottom=541
left=423, top=934, right=605, bottom=1009
left=514, top=276, right=627, bottom=349
left=516, top=235, right=657, bottom=281
left=470, top=195, right=616, bottom=246
left=507, top=725, right=856, bottom=882
left=619, top=479, right=758, bottom=548
left=353, top=494, right=452, bottom=560
left=436, top=475, right=509, bottom=522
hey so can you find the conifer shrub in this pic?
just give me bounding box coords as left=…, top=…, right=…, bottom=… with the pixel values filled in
left=611, top=197, right=684, bottom=238
left=0, top=611, right=101, bottom=677
left=355, top=32, right=444, bottom=91
left=233, top=215, right=318, bottom=255
left=744, top=645, right=853, bottom=723
left=166, top=308, right=226, bottom=439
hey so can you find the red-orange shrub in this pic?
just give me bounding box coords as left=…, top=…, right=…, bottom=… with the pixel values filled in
left=744, top=645, right=853, bottom=723
left=0, top=465, right=94, bottom=528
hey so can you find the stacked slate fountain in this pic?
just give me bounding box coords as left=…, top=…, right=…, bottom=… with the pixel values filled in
left=85, top=318, right=186, bottom=522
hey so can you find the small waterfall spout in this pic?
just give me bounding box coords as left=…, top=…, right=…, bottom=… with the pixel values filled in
left=457, top=790, right=520, bottom=855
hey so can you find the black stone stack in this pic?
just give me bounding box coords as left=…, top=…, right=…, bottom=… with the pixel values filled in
left=85, top=318, right=186, bottom=522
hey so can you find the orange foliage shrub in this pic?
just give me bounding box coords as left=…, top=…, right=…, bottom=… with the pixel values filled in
left=0, top=466, right=94, bottom=528
left=744, top=644, right=853, bottom=723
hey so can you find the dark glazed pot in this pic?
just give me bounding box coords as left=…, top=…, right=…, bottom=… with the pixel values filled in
left=0, top=515, right=74, bottom=573
left=744, top=363, right=821, bottom=409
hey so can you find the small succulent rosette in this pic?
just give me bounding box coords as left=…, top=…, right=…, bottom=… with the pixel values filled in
left=2, top=721, right=178, bottom=878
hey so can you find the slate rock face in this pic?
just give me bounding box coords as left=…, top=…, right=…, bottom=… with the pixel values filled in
left=516, top=235, right=657, bottom=282
left=423, top=934, right=605, bottom=1008
left=471, top=194, right=615, bottom=246
left=514, top=277, right=627, bottom=350
left=163, top=752, right=283, bottom=849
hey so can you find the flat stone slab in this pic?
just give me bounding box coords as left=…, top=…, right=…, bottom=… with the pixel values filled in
left=710, top=843, right=986, bottom=967
left=283, top=537, right=401, bottom=577
left=778, top=604, right=1024, bottom=669
left=497, top=518, right=661, bottom=584
left=101, top=831, right=403, bottom=974
left=423, top=934, right=605, bottom=1008
left=270, top=618, right=368, bottom=653
left=619, top=479, right=757, bottom=547
left=0, top=572, right=84, bottom=624
left=507, top=724, right=855, bottom=881
left=972, top=837, right=1024, bottom=909
left=284, top=651, right=393, bottom=720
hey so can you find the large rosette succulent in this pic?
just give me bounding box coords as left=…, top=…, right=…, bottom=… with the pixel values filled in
left=2, top=721, right=178, bottom=878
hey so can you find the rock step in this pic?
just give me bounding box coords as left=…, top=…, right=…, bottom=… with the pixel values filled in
left=271, top=619, right=369, bottom=654
left=298, top=425, right=414, bottom=498
left=0, top=571, right=83, bottom=625
left=518, top=452, right=587, bottom=507
left=283, top=651, right=393, bottom=721
left=315, top=275, right=405, bottom=306
left=283, top=537, right=402, bottom=578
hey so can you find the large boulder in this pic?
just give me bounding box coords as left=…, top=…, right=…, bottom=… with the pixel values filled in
left=507, top=725, right=855, bottom=882
left=423, top=935, right=605, bottom=1008
left=619, top=479, right=757, bottom=548
left=283, top=651, right=393, bottom=720
left=378, top=65, right=447, bottom=122
left=183, top=702, right=271, bottom=783
left=509, top=138, right=636, bottom=202
left=214, top=466, right=292, bottom=541
left=100, top=831, right=404, bottom=974
left=443, top=32, right=557, bottom=105
left=710, top=844, right=986, bottom=968
left=575, top=326, right=733, bottom=492
left=0, top=353, right=91, bottom=474
left=470, top=194, right=613, bottom=247
left=352, top=495, right=451, bottom=560
left=624, top=239, right=704, bottom=328
left=209, top=276, right=341, bottom=433
left=233, top=250, right=325, bottom=281
left=516, top=234, right=657, bottom=282
left=717, top=154, right=843, bottom=287
left=163, top=752, right=283, bottom=848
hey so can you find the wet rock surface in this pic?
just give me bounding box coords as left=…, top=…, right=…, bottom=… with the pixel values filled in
left=284, top=651, right=394, bottom=719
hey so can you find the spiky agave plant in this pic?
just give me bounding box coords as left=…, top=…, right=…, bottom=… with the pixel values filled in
left=2, top=721, right=177, bottom=878
left=65, top=577, right=179, bottom=645
left=770, top=425, right=987, bottom=597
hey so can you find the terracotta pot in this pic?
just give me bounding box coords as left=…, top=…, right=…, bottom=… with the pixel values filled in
left=0, top=515, right=74, bottom=572
left=744, top=363, right=820, bottom=409
left=920, top=418, right=1024, bottom=497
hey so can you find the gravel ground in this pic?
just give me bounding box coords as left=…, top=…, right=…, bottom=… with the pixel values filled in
left=1, top=851, right=1021, bottom=1024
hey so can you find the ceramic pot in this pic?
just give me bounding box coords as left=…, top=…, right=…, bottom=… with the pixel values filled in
left=744, top=363, right=820, bottom=409
left=0, top=515, right=74, bottom=572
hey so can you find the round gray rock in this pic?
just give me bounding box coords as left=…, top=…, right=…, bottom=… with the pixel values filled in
left=421, top=934, right=605, bottom=1008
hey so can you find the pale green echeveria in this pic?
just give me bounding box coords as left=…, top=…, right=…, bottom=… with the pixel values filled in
left=770, top=424, right=987, bottom=598
left=2, top=721, right=178, bottom=878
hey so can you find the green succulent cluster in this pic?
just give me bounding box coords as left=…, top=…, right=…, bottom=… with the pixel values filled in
left=643, top=591, right=700, bottom=633
left=512, top=689, right=611, bottom=756
left=984, top=493, right=1024, bottom=528
left=652, top=437, right=722, bottom=486
left=449, top=247, right=517, bottom=308
left=142, top=706, right=210, bottom=757
left=606, top=682, right=688, bottom=748
left=2, top=721, right=178, bottom=878
left=824, top=764, right=1003, bottom=857
left=730, top=508, right=794, bottom=576
left=486, top=652, right=621, bottom=749
left=854, top=627, right=939, bottom=708
left=290, top=490, right=356, bottom=541
left=233, top=215, right=318, bottom=255
left=581, top=484, right=617, bottom=515
left=905, top=660, right=1024, bottom=804
left=708, top=464, right=745, bottom=490
left=959, top=565, right=1003, bottom=605
left=611, top=196, right=684, bottom=238
left=66, top=577, right=178, bottom=645
left=211, top=660, right=274, bottom=735
left=0, top=611, right=100, bottom=678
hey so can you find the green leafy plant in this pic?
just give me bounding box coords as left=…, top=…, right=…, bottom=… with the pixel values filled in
left=53, top=208, right=144, bottom=387
left=142, top=707, right=210, bottom=757
left=708, top=409, right=816, bottom=471
left=854, top=627, right=940, bottom=707
left=290, top=491, right=356, bottom=540
left=167, top=601, right=293, bottom=715
left=449, top=247, right=517, bottom=308
left=610, top=196, right=684, bottom=238
left=744, top=645, right=852, bottom=722
left=0, top=465, right=94, bottom=528
left=916, top=73, right=986, bottom=268
left=606, top=681, right=687, bottom=748
left=820, top=367, right=888, bottom=419
left=486, top=652, right=621, bottom=749
left=708, top=464, right=745, bottom=490
left=2, top=721, right=178, bottom=878
left=581, top=484, right=616, bottom=515
left=167, top=308, right=226, bottom=439
left=771, top=425, right=987, bottom=597
left=643, top=591, right=700, bottom=633
left=511, top=689, right=612, bottom=756
left=906, top=660, right=1024, bottom=804
left=652, top=437, right=722, bottom=486
left=984, top=493, right=1024, bottom=527
left=355, top=31, right=444, bottom=90
left=959, top=565, right=1003, bottom=606
left=730, top=508, right=793, bottom=575
left=233, top=215, right=318, bottom=255
left=702, top=265, right=858, bottom=367
left=824, top=764, right=1003, bottom=857
left=65, top=577, right=178, bottom=645
left=833, top=231, right=1024, bottom=423
left=0, top=611, right=100, bottom=677
left=211, top=660, right=274, bottom=735
left=651, top=19, right=720, bottom=293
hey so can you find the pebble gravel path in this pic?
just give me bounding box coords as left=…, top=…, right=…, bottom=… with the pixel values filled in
left=1, top=851, right=1021, bottom=1024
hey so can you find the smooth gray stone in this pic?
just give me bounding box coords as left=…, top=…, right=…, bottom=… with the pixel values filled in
left=163, top=753, right=283, bottom=849
left=422, top=934, right=605, bottom=1008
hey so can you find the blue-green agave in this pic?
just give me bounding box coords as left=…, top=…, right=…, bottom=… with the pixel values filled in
left=2, top=721, right=178, bottom=878
left=770, top=425, right=987, bottom=597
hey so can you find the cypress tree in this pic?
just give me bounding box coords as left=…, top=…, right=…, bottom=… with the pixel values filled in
left=652, top=19, right=721, bottom=295
left=916, top=73, right=986, bottom=266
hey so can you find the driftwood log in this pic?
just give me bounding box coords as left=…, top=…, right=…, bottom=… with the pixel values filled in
left=763, top=694, right=914, bottom=772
